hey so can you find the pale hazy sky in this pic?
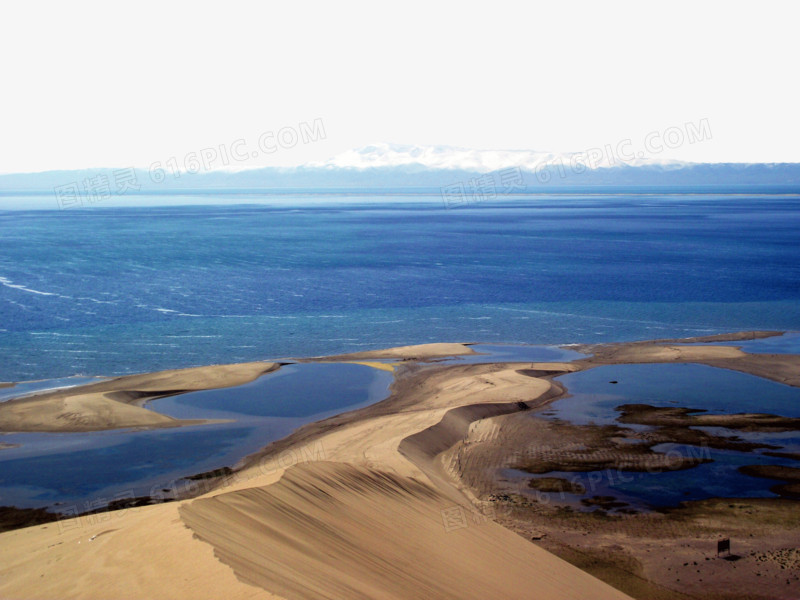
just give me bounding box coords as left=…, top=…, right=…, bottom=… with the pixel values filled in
left=0, top=0, right=797, bottom=173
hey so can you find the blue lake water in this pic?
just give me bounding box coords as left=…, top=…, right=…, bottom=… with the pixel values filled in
left=1, top=193, right=800, bottom=382
left=0, top=362, right=392, bottom=511
left=525, top=361, right=800, bottom=510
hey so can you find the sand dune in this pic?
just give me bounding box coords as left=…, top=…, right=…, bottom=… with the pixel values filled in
left=182, top=461, right=631, bottom=600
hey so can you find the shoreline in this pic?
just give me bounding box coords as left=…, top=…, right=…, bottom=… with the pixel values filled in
left=1, top=331, right=798, bottom=599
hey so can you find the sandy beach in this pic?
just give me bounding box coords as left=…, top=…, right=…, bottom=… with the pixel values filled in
left=0, top=332, right=798, bottom=599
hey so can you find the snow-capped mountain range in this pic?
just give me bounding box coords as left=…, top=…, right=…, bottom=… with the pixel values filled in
left=308, top=143, right=684, bottom=171
left=0, top=144, right=798, bottom=196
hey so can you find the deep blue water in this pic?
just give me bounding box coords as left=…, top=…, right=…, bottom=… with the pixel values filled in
left=1, top=193, right=800, bottom=382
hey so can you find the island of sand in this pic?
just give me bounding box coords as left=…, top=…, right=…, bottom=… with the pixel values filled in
left=0, top=332, right=798, bottom=600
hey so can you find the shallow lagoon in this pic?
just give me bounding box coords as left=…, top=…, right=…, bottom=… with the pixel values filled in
left=0, top=363, right=392, bottom=511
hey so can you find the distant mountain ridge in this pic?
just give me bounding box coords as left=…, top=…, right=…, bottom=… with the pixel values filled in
left=1, top=144, right=799, bottom=194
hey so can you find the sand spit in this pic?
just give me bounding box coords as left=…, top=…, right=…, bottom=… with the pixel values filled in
left=0, top=361, right=279, bottom=432
left=577, top=331, right=800, bottom=388
left=0, top=332, right=797, bottom=599
left=307, top=342, right=476, bottom=361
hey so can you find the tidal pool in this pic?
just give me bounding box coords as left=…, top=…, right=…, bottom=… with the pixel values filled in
left=524, top=361, right=800, bottom=511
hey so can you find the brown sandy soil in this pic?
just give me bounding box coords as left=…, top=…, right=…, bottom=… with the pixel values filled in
left=529, top=477, right=587, bottom=494
left=764, top=450, right=800, bottom=460
left=0, top=361, right=279, bottom=432
left=495, top=498, right=800, bottom=600
left=306, top=342, right=476, bottom=361
left=487, top=414, right=713, bottom=477
left=582, top=330, right=784, bottom=346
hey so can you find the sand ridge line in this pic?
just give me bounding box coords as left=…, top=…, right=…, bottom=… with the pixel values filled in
left=181, top=461, right=632, bottom=600
left=174, top=363, right=634, bottom=599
